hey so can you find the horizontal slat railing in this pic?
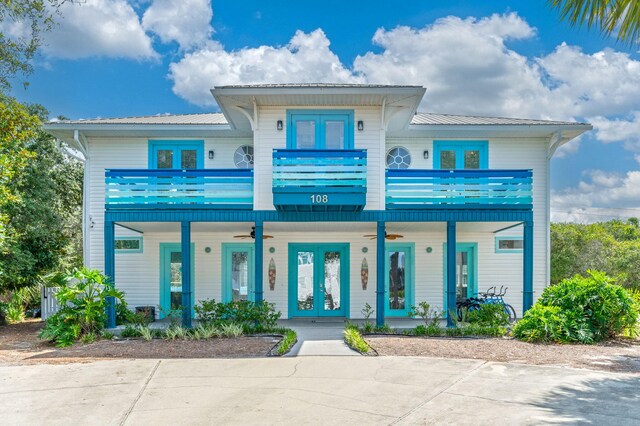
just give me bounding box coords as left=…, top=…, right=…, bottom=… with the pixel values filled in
left=105, top=169, right=253, bottom=209
left=272, top=149, right=367, bottom=190
left=386, top=169, right=532, bottom=209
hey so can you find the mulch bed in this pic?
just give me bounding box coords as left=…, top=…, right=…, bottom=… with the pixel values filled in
left=366, top=335, right=640, bottom=373
left=0, top=320, right=281, bottom=365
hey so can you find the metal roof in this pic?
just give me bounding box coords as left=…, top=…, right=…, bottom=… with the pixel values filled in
left=50, top=112, right=228, bottom=126
left=411, top=113, right=588, bottom=126
left=215, top=83, right=422, bottom=89
left=47, top=111, right=588, bottom=127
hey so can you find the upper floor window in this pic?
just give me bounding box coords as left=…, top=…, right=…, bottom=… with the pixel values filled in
left=386, top=146, right=412, bottom=169
left=433, top=140, right=488, bottom=170
left=148, top=140, right=204, bottom=169
left=287, top=110, right=354, bottom=149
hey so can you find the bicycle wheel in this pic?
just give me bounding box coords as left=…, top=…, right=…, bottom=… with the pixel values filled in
left=504, top=304, right=517, bottom=323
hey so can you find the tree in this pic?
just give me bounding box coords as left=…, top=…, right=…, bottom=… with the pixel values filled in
left=549, top=0, right=640, bottom=47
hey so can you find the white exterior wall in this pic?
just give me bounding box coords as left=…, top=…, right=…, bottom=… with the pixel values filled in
left=254, top=106, right=384, bottom=210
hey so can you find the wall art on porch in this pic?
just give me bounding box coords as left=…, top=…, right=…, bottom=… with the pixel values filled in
left=361, top=257, right=369, bottom=290
left=268, top=258, right=276, bottom=291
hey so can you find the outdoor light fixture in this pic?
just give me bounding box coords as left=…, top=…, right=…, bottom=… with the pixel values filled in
left=423, top=150, right=429, bottom=159
left=357, top=120, right=364, bottom=131
left=277, top=120, right=283, bottom=131
left=208, top=150, right=214, bottom=160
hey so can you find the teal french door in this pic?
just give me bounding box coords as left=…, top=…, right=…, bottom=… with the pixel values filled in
left=221, top=243, right=254, bottom=303
left=159, top=243, right=195, bottom=317
left=288, top=243, right=350, bottom=317
left=443, top=243, right=478, bottom=312
left=385, top=243, right=415, bottom=316
left=287, top=110, right=354, bottom=149
left=149, top=140, right=204, bottom=169
left=433, top=140, right=488, bottom=169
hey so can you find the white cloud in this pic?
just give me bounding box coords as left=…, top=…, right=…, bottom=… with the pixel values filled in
left=41, top=0, right=157, bottom=59
left=589, top=113, right=640, bottom=152
left=552, top=170, right=640, bottom=223
left=142, top=0, right=213, bottom=50
left=169, top=29, right=362, bottom=106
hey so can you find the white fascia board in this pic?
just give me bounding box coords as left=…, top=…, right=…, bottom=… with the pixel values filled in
left=211, top=86, right=425, bottom=97
left=397, top=123, right=593, bottom=139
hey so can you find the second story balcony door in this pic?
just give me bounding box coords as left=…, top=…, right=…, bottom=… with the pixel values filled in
left=287, top=110, right=354, bottom=150
left=434, top=141, right=488, bottom=170
left=149, top=140, right=204, bottom=169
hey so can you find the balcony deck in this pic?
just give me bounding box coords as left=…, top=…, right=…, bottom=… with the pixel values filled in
left=105, top=169, right=254, bottom=210
left=272, top=149, right=367, bottom=212
left=386, top=169, right=533, bottom=210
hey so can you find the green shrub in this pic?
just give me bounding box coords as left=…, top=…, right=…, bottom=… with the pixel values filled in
left=344, top=326, right=369, bottom=353
left=121, top=324, right=142, bottom=338
left=465, top=303, right=509, bottom=327
left=219, top=322, right=243, bottom=337
left=513, top=271, right=638, bottom=343
left=191, top=324, right=219, bottom=339
left=194, top=299, right=281, bottom=332
left=139, top=326, right=154, bottom=341
left=80, top=332, right=98, bottom=344
left=164, top=324, right=189, bottom=340
left=414, top=324, right=442, bottom=336
left=39, top=268, right=125, bottom=347
left=5, top=303, right=25, bottom=323
left=274, top=329, right=297, bottom=355
left=409, top=301, right=442, bottom=327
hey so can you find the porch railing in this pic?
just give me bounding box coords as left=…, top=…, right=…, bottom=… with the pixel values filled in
left=105, top=169, right=254, bottom=209
left=272, top=149, right=367, bottom=212
left=386, top=169, right=533, bottom=209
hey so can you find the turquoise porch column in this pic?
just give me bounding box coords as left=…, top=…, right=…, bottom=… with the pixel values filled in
left=523, top=220, right=534, bottom=312
left=104, top=220, right=116, bottom=328
left=376, top=221, right=386, bottom=326
left=446, top=221, right=457, bottom=327
left=181, top=221, right=192, bottom=328
left=254, top=222, right=264, bottom=304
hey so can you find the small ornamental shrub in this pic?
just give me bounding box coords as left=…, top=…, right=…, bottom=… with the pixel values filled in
left=513, top=271, right=638, bottom=343
left=121, top=324, right=142, bottom=338
left=194, top=299, right=281, bottom=332
left=465, top=303, right=509, bottom=327
left=39, top=268, right=125, bottom=347
left=344, top=325, right=369, bottom=353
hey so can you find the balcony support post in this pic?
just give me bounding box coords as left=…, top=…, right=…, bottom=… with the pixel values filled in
left=523, top=220, right=534, bottom=313
left=181, top=221, right=192, bottom=328
left=254, top=221, right=264, bottom=304
left=446, top=221, right=457, bottom=328
left=376, top=221, right=386, bottom=327
left=104, top=220, right=116, bottom=329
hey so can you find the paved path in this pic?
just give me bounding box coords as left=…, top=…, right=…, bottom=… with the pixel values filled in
left=284, top=320, right=358, bottom=356
left=2, top=356, right=638, bottom=425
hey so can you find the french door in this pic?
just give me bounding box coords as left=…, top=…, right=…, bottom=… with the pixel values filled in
left=433, top=141, right=488, bottom=170
left=159, top=243, right=195, bottom=317
left=443, top=243, right=478, bottom=312
left=289, top=243, right=349, bottom=317
left=149, top=141, right=204, bottom=169
left=385, top=243, right=414, bottom=316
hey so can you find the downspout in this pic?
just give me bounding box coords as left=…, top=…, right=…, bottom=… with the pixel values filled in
left=74, top=130, right=90, bottom=267
left=544, top=132, right=562, bottom=292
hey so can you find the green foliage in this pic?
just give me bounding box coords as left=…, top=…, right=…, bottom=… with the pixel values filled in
left=551, top=220, right=640, bottom=289
left=409, top=301, right=443, bottom=327
left=5, top=302, right=24, bottom=323
left=344, top=325, right=370, bottom=353
left=121, top=325, right=142, bottom=338
left=191, top=324, right=219, bottom=339
left=514, top=271, right=639, bottom=343
left=80, top=331, right=97, bottom=345
left=414, top=324, right=442, bottom=336
left=164, top=324, right=189, bottom=340
left=219, top=322, right=243, bottom=337
left=273, top=328, right=297, bottom=355
left=465, top=303, right=509, bottom=327
left=39, top=268, right=125, bottom=347
left=139, top=326, right=153, bottom=341
left=194, top=299, right=281, bottom=332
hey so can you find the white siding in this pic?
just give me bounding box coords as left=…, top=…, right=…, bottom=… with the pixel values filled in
left=254, top=106, right=384, bottom=210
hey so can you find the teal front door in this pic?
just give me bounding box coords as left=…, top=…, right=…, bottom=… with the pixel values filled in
left=385, top=243, right=414, bottom=316
left=443, top=243, right=478, bottom=312
left=159, top=243, right=195, bottom=317
left=289, top=243, right=349, bottom=317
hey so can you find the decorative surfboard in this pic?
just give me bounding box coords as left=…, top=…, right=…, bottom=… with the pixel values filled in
left=361, top=257, right=368, bottom=290
left=268, top=258, right=276, bottom=291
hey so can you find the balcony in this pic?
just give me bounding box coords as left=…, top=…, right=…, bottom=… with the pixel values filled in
left=105, top=169, right=254, bottom=210
left=272, top=149, right=367, bottom=212
left=386, top=169, right=532, bottom=210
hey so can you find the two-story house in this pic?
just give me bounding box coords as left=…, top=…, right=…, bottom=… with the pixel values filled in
left=44, top=84, right=591, bottom=328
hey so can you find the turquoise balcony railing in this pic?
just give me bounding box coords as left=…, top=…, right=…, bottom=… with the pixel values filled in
left=105, top=169, right=253, bottom=209
left=386, top=169, right=533, bottom=209
left=272, top=149, right=367, bottom=212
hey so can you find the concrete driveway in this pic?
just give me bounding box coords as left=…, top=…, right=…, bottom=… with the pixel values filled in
left=1, top=356, right=638, bottom=425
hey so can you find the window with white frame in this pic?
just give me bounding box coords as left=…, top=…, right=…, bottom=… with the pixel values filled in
left=115, top=237, right=143, bottom=253
left=495, top=236, right=523, bottom=253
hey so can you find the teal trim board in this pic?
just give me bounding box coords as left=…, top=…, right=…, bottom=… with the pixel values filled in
left=221, top=243, right=255, bottom=303
left=288, top=243, right=350, bottom=318
left=148, top=140, right=204, bottom=168
left=442, top=242, right=478, bottom=315
left=433, top=140, right=489, bottom=169
left=286, top=109, right=354, bottom=149
left=159, top=242, right=195, bottom=318
left=384, top=243, right=415, bottom=317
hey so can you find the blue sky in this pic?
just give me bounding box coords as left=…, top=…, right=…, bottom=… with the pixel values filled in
left=7, top=0, right=640, bottom=222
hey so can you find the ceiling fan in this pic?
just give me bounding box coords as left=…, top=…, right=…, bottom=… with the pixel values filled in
left=363, top=232, right=404, bottom=240
left=233, top=227, right=274, bottom=240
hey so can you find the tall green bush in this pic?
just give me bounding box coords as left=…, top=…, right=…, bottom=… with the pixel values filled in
left=39, top=268, right=125, bottom=347
left=513, top=271, right=638, bottom=343
left=194, top=299, right=281, bottom=332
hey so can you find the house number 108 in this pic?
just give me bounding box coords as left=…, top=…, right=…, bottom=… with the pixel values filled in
left=310, top=194, right=329, bottom=204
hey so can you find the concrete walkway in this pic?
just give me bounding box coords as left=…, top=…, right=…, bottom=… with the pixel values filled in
left=2, top=356, right=638, bottom=425
left=282, top=319, right=359, bottom=356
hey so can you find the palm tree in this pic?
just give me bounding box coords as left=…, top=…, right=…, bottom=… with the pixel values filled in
left=549, top=0, right=640, bottom=47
